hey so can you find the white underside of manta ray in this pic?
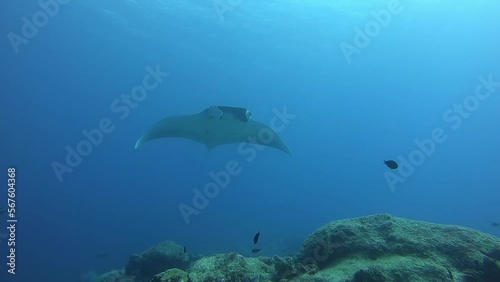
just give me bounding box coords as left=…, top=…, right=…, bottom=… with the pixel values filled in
left=134, top=106, right=293, bottom=156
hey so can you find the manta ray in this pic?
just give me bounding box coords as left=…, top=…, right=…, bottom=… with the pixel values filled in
left=135, top=106, right=293, bottom=156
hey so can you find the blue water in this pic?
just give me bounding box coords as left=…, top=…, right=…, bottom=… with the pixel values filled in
left=1, top=0, right=499, bottom=281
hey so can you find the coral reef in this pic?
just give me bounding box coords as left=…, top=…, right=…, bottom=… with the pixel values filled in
left=94, top=269, right=134, bottom=282
left=295, top=213, right=500, bottom=281
left=92, top=214, right=500, bottom=282
left=150, top=268, right=191, bottom=282
left=188, top=252, right=274, bottom=281
left=125, top=240, right=191, bottom=282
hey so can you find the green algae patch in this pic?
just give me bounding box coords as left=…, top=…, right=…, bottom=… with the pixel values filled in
left=188, top=252, right=275, bottom=282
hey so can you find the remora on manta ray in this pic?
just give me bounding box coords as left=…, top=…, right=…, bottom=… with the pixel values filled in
left=135, top=106, right=293, bottom=156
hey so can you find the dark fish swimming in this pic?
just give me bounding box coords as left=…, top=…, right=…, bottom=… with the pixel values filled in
left=253, top=231, right=260, bottom=244
left=384, top=160, right=398, bottom=169
left=251, top=248, right=261, bottom=253
left=492, top=222, right=499, bottom=227
left=183, top=246, right=186, bottom=253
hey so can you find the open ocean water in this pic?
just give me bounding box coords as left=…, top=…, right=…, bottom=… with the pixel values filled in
left=1, top=0, right=499, bottom=281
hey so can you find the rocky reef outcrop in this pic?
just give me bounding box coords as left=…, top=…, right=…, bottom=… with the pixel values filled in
left=150, top=268, right=190, bottom=282
left=93, top=214, right=500, bottom=282
left=124, top=240, right=191, bottom=282
left=94, top=269, right=134, bottom=282
left=188, top=252, right=274, bottom=281
left=295, top=213, right=500, bottom=281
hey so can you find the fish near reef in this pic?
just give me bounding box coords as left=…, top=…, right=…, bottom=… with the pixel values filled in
left=253, top=231, right=260, bottom=244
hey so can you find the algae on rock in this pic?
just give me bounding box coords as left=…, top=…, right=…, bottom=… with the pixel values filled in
left=188, top=252, right=275, bottom=282
left=295, top=213, right=500, bottom=282
left=150, top=268, right=190, bottom=282
left=125, top=240, right=191, bottom=282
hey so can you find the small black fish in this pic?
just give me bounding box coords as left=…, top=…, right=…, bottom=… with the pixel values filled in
left=253, top=231, right=260, bottom=244
left=492, top=222, right=499, bottom=227
left=384, top=160, right=398, bottom=169
left=251, top=248, right=261, bottom=253
left=183, top=246, right=186, bottom=253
